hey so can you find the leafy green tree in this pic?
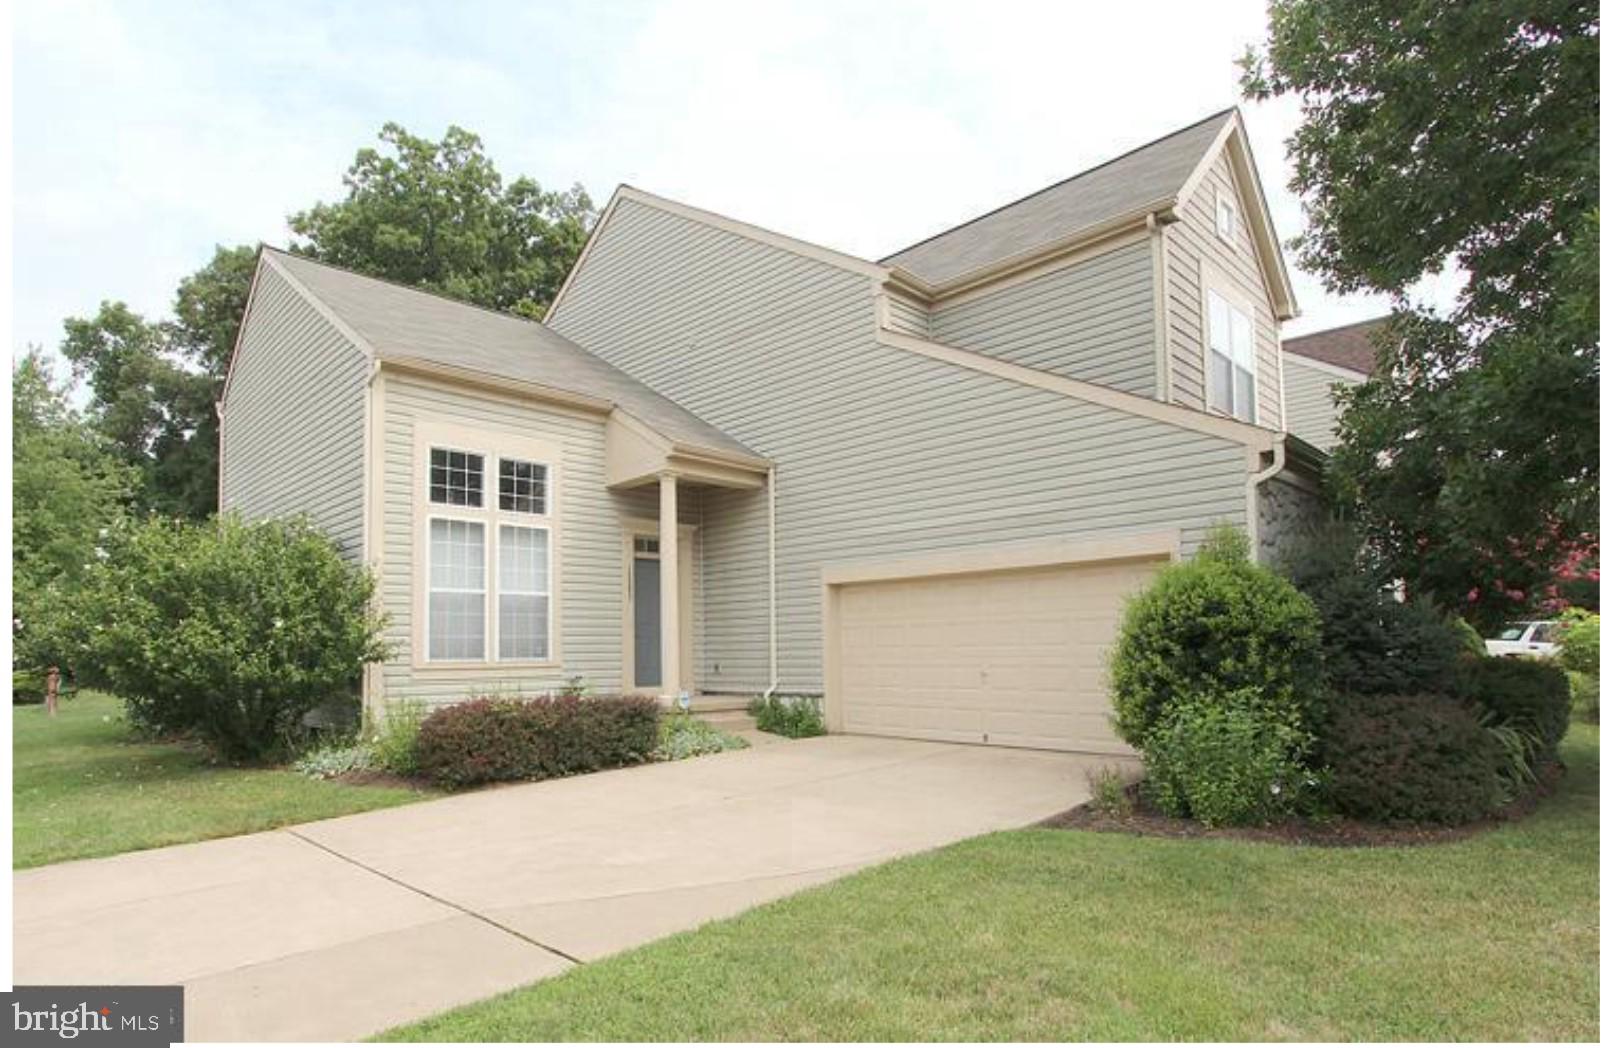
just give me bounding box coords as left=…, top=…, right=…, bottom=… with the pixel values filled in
left=289, top=123, right=595, bottom=319
left=11, top=351, right=138, bottom=669
left=1243, top=1, right=1600, bottom=627
left=59, top=245, right=259, bottom=521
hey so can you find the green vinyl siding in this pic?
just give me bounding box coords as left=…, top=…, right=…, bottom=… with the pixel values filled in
left=550, top=196, right=1253, bottom=695
left=220, top=263, right=367, bottom=557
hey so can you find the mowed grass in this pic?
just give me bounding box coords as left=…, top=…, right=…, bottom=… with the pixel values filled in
left=382, top=725, right=1600, bottom=1042
left=13, top=691, right=429, bottom=869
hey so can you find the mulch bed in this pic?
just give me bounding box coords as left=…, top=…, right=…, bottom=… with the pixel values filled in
left=1039, top=761, right=1566, bottom=848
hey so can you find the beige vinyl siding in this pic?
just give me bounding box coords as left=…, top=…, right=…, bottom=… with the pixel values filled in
left=1283, top=356, right=1359, bottom=451
left=376, top=372, right=702, bottom=706
left=881, top=291, right=931, bottom=337
left=220, top=265, right=367, bottom=557
left=929, top=240, right=1158, bottom=396
left=1164, top=150, right=1284, bottom=429
left=550, top=197, right=1252, bottom=695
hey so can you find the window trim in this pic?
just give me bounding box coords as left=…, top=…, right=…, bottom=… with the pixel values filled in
left=1214, top=189, right=1238, bottom=244
left=1203, top=281, right=1259, bottom=424
left=413, top=424, right=562, bottom=671
left=424, top=514, right=489, bottom=663
left=496, top=522, right=552, bottom=661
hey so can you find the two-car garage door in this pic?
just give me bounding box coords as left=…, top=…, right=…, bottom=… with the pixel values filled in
left=832, top=555, right=1165, bottom=754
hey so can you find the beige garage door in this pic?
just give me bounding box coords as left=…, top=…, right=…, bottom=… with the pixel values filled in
left=834, top=558, right=1164, bottom=753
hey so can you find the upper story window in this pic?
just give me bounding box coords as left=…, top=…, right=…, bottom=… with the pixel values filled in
left=1214, top=191, right=1238, bottom=243
left=499, top=457, right=548, bottom=515
left=1207, top=289, right=1256, bottom=423
left=430, top=448, right=484, bottom=507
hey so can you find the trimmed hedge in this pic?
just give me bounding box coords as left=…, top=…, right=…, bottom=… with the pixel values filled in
left=1110, top=528, right=1325, bottom=749
left=1321, top=692, right=1502, bottom=825
left=1453, top=656, right=1571, bottom=765
left=416, top=695, right=659, bottom=788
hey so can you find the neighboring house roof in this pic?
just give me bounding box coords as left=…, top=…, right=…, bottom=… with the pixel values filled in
left=1283, top=316, right=1386, bottom=377
left=257, top=248, right=759, bottom=461
left=880, top=109, right=1234, bottom=287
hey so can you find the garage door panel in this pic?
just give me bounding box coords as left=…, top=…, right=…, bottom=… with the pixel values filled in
left=834, top=558, right=1162, bottom=754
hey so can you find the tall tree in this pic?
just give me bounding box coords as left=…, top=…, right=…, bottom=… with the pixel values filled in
left=1243, top=0, right=1600, bottom=626
left=12, top=350, right=138, bottom=668
left=289, top=123, right=595, bottom=319
left=57, top=124, right=593, bottom=521
left=58, top=244, right=259, bottom=520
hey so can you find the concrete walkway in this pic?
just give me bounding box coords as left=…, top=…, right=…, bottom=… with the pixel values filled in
left=13, top=735, right=1120, bottom=1041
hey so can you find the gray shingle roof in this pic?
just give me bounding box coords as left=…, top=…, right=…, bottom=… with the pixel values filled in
left=881, top=109, right=1234, bottom=288
left=265, top=248, right=759, bottom=460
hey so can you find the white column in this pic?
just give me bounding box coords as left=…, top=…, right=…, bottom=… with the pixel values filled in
left=658, top=473, right=680, bottom=699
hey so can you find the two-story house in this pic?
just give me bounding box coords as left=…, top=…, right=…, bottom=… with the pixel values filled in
left=220, top=107, right=1324, bottom=755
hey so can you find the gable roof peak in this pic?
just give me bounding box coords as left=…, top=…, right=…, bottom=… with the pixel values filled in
left=879, top=108, right=1238, bottom=289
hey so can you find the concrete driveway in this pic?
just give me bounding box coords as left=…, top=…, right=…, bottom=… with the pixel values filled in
left=14, top=735, right=1119, bottom=1041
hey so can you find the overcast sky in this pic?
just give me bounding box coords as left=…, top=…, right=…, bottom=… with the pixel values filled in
left=13, top=0, right=1398, bottom=365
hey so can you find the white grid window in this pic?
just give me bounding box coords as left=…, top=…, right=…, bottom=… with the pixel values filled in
left=498, top=525, right=550, bottom=660
left=499, top=457, right=547, bottom=515
left=1207, top=289, right=1256, bottom=423
left=1215, top=193, right=1237, bottom=242
left=428, top=519, right=486, bottom=660
left=430, top=448, right=484, bottom=507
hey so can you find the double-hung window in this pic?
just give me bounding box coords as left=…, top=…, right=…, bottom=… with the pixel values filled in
left=425, top=444, right=553, bottom=663
left=1206, top=289, right=1257, bottom=423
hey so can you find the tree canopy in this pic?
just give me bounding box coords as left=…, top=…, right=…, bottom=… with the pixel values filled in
left=288, top=123, right=595, bottom=319
left=48, top=123, right=595, bottom=524
left=12, top=351, right=138, bottom=668
left=1244, top=0, right=1600, bottom=626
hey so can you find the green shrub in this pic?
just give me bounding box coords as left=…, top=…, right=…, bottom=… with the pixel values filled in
left=1453, top=656, right=1571, bottom=765
left=1141, top=694, right=1314, bottom=827
left=654, top=713, right=750, bottom=761
left=371, top=699, right=428, bottom=776
left=1321, top=692, right=1502, bottom=825
left=1110, top=526, right=1325, bottom=749
left=415, top=694, right=659, bottom=788
left=1567, top=671, right=1600, bottom=723
left=1556, top=609, right=1600, bottom=675
left=1086, top=766, right=1135, bottom=816
left=295, top=741, right=376, bottom=780
left=1280, top=522, right=1465, bottom=695
left=1450, top=615, right=1487, bottom=656
left=66, top=514, right=388, bottom=761
left=748, top=694, right=826, bottom=738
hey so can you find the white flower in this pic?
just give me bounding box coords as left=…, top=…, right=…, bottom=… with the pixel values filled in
left=272, top=617, right=285, bottom=629
left=1270, top=783, right=1283, bottom=795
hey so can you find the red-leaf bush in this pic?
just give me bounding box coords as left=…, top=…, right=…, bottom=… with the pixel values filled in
left=415, top=694, right=659, bottom=788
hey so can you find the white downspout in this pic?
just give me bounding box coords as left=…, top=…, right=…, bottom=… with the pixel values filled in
left=763, top=464, right=779, bottom=699
left=1245, top=435, right=1288, bottom=560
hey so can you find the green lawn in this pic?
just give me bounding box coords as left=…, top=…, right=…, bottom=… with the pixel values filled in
left=13, top=691, right=430, bottom=869
left=382, top=725, right=1600, bottom=1042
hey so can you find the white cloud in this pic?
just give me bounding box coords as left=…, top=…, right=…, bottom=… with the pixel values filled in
left=12, top=0, right=1415, bottom=363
